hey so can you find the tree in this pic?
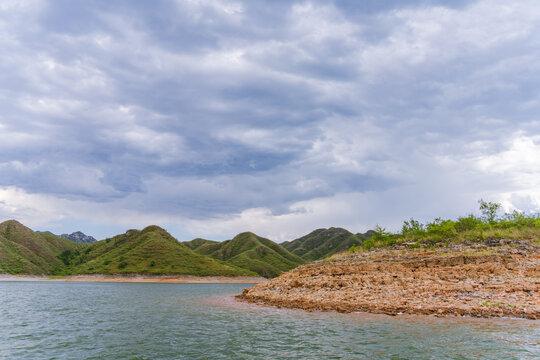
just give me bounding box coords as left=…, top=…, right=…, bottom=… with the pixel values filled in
left=478, top=199, right=501, bottom=223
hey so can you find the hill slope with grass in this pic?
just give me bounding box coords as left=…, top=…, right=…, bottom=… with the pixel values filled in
left=186, top=232, right=304, bottom=278
left=183, top=238, right=222, bottom=255
left=64, top=226, right=257, bottom=277
left=0, top=220, right=82, bottom=274
left=281, top=227, right=374, bottom=261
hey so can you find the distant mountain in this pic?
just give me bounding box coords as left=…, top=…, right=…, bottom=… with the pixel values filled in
left=0, top=220, right=82, bottom=274
left=185, top=232, right=304, bottom=278
left=1, top=220, right=310, bottom=278
left=282, top=227, right=374, bottom=261
left=59, top=231, right=96, bottom=243
left=68, top=226, right=256, bottom=277
left=1, top=221, right=257, bottom=277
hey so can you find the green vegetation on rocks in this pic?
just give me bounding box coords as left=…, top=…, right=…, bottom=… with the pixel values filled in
left=349, top=200, right=540, bottom=253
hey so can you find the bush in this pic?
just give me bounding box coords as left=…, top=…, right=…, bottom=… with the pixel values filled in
left=372, top=225, right=396, bottom=246
left=58, top=249, right=82, bottom=266
left=499, top=210, right=538, bottom=228
left=118, top=261, right=128, bottom=269
left=455, top=214, right=482, bottom=232
left=401, top=218, right=425, bottom=236
left=424, top=234, right=444, bottom=244
left=426, top=218, right=457, bottom=239
left=362, top=238, right=375, bottom=250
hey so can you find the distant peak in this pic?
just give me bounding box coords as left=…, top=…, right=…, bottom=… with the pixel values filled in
left=59, top=231, right=97, bottom=243
left=0, top=219, right=24, bottom=227
left=141, top=225, right=167, bottom=233
left=237, top=231, right=257, bottom=236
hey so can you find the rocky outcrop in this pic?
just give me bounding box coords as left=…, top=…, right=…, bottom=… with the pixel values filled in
left=60, top=231, right=97, bottom=243
left=238, top=243, right=540, bottom=319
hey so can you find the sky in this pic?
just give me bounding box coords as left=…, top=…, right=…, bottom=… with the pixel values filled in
left=0, top=0, right=539, bottom=242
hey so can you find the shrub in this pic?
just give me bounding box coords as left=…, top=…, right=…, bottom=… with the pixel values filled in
left=426, top=218, right=457, bottom=239
left=455, top=214, right=482, bottom=232
left=424, top=234, right=444, bottom=244
left=372, top=225, right=396, bottom=246
left=118, top=261, right=128, bottom=269
left=362, top=238, right=375, bottom=250
left=58, top=249, right=81, bottom=266
left=401, top=218, right=426, bottom=237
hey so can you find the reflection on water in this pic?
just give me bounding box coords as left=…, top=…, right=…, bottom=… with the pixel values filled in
left=1, top=282, right=538, bottom=359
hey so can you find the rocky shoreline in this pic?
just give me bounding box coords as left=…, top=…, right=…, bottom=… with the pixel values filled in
left=238, top=242, right=540, bottom=319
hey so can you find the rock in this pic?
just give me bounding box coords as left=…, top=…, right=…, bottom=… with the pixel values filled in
left=237, top=244, right=540, bottom=320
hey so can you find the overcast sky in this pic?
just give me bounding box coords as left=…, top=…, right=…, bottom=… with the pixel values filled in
left=1, top=0, right=539, bottom=241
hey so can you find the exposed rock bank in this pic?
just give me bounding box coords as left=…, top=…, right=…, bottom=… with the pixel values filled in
left=238, top=243, right=540, bottom=319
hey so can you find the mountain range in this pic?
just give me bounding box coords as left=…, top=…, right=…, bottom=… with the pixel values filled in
left=0, top=220, right=373, bottom=278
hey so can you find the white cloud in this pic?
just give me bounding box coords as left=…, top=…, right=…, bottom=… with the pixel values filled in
left=1, top=0, right=540, bottom=242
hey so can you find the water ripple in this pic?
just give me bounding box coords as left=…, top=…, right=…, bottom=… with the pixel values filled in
left=0, top=282, right=538, bottom=359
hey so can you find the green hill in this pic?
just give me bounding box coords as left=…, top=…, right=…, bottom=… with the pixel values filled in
left=66, top=226, right=257, bottom=277
left=183, top=238, right=222, bottom=255
left=0, top=220, right=82, bottom=274
left=281, top=227, right=374, bottom=261
left=0, top=220, right=303, bottom=278
left=186, top=232, right=304, bottom=278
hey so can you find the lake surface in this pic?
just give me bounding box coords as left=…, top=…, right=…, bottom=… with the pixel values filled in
left=0, top=282, right=538, bottom=359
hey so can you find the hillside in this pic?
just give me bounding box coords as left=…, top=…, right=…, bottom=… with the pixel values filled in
left=282, top=227, right=374, bottom=261
left=65, top=226, right=257, bottom=277
left=183, top=238, right=222, bottom=255
left=186, top=232, right=304, bottom=278
left=0, top=220, right=82, bottom=274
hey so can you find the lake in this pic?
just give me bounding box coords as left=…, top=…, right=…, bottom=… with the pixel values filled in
left=0, top=282, right=538, bottom=359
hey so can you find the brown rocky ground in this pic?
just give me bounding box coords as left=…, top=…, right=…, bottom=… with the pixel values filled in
left=238, top=241, right=540, bottom=319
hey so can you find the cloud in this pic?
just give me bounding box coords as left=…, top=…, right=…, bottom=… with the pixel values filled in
left=0, top=0, right=539, bottom=241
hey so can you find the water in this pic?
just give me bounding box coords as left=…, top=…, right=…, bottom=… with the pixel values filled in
left=0, top=282, right=538, bottom=359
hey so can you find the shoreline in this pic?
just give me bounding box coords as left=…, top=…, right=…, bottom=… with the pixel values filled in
left=238, top=244, right=540, bottom=320
left=0, top=274, right=266, bottom=284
